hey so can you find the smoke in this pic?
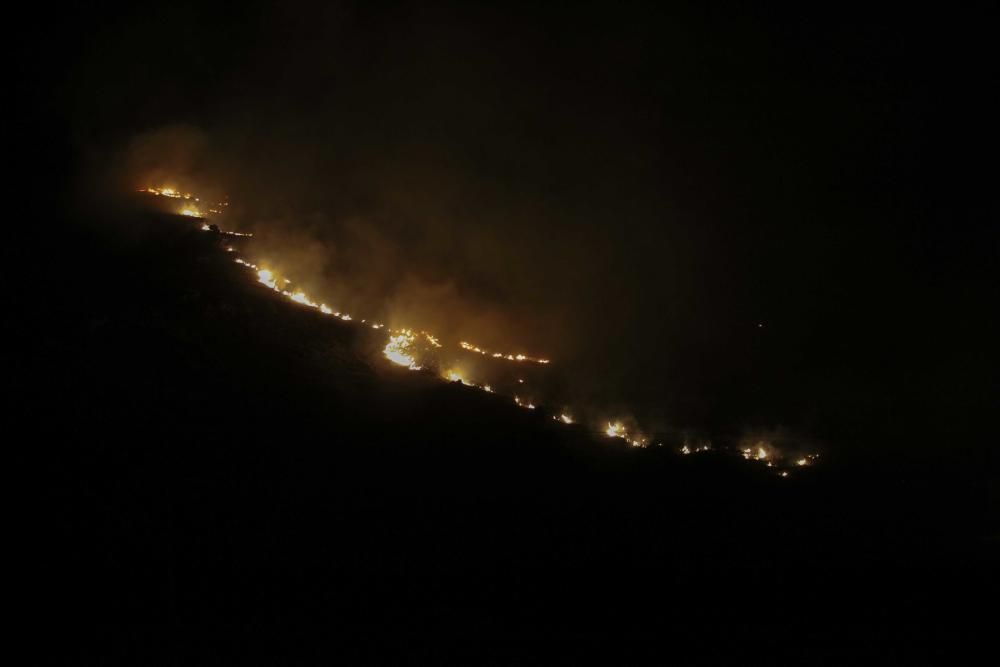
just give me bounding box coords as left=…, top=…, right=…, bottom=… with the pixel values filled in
left=67, top=2, right=971, bottom=454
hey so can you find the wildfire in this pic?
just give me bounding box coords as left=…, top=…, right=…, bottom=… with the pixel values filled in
left=446, top=370, right=472, bottom=386
left=290, top=291, right=318, bottom=308
left=459, top=341, right=549, bottom=365
left=145, top=183, right=824, bottom=481
left=683, top=440, right=712, bottom=454
left=257, top=269, right=278, bottom=290
left=142, top=187, right=186, bottom=198
left=606, top=422, right=625, bottom=438
left=384, top=330, right=421, bottom=370
left=140, top=187, right=240, bottom=224
left=742, top=444, right=770, bottom=461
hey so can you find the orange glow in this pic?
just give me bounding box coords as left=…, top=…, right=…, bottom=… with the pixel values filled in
left=606, top=422, right=625, bottom=438
left=142, top=184, right=824, bottom=479
left=257, top=269, right=278, bottom=290
left=459, top=340, right=549, bottom=365
left=384, top=330, right=421, bottom=370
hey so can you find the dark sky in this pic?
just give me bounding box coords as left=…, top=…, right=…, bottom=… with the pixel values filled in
left=26, top=2, right=995, bottom=450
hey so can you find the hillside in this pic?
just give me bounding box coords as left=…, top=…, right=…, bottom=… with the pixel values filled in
left=24, top=207, right=991, bottom=664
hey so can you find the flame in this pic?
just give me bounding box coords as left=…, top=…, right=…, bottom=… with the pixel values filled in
left=142, top=187, right=183, bottom=198
left=384, top=330, right=421, bottom=370
left=257, top=269, right=278, bottom=290
left=290, top=291, right=318, bottom=308
left=606, top=422, right=625, bottom=438
left=459, top=340, right=549, bottom=365
left=558, top=414, right=573, bottom=424
left=446, top=370, right=471, bottom=386
left=181, top=207, right=201, bottom=217
left=743, top=443, right=770, bottom=461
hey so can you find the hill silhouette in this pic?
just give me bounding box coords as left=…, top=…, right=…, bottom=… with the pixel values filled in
left=23, top=205, right=991, bottom=665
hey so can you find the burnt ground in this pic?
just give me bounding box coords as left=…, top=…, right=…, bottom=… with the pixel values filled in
left=18, top=208, right=994, bottom=665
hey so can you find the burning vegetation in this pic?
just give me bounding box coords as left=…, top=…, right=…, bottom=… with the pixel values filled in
left=137, top=184, right=820, bottom=478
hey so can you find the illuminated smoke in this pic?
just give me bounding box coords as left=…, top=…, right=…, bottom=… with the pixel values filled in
left=135, top=183, right=820, bottom=477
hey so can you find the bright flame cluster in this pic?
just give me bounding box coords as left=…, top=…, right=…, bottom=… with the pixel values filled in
left=142, top=187, right=189, bottom=199
left=384, top=330, right=422, bottom=370
left=140, top=187, right=230, bottom=220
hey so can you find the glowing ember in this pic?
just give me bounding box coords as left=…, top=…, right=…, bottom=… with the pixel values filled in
left=459, top=341, right=550, bottom=365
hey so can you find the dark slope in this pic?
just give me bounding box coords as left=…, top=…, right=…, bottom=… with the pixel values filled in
left=26, top=208, right=991, bottom=665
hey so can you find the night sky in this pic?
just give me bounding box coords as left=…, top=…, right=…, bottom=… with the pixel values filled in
left=11, top=3, right=998, bottom=663
left=23, top=2, right=995, bottom=453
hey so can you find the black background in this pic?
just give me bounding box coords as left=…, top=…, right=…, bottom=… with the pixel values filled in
left=13, top=2, right=997, bottom=663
